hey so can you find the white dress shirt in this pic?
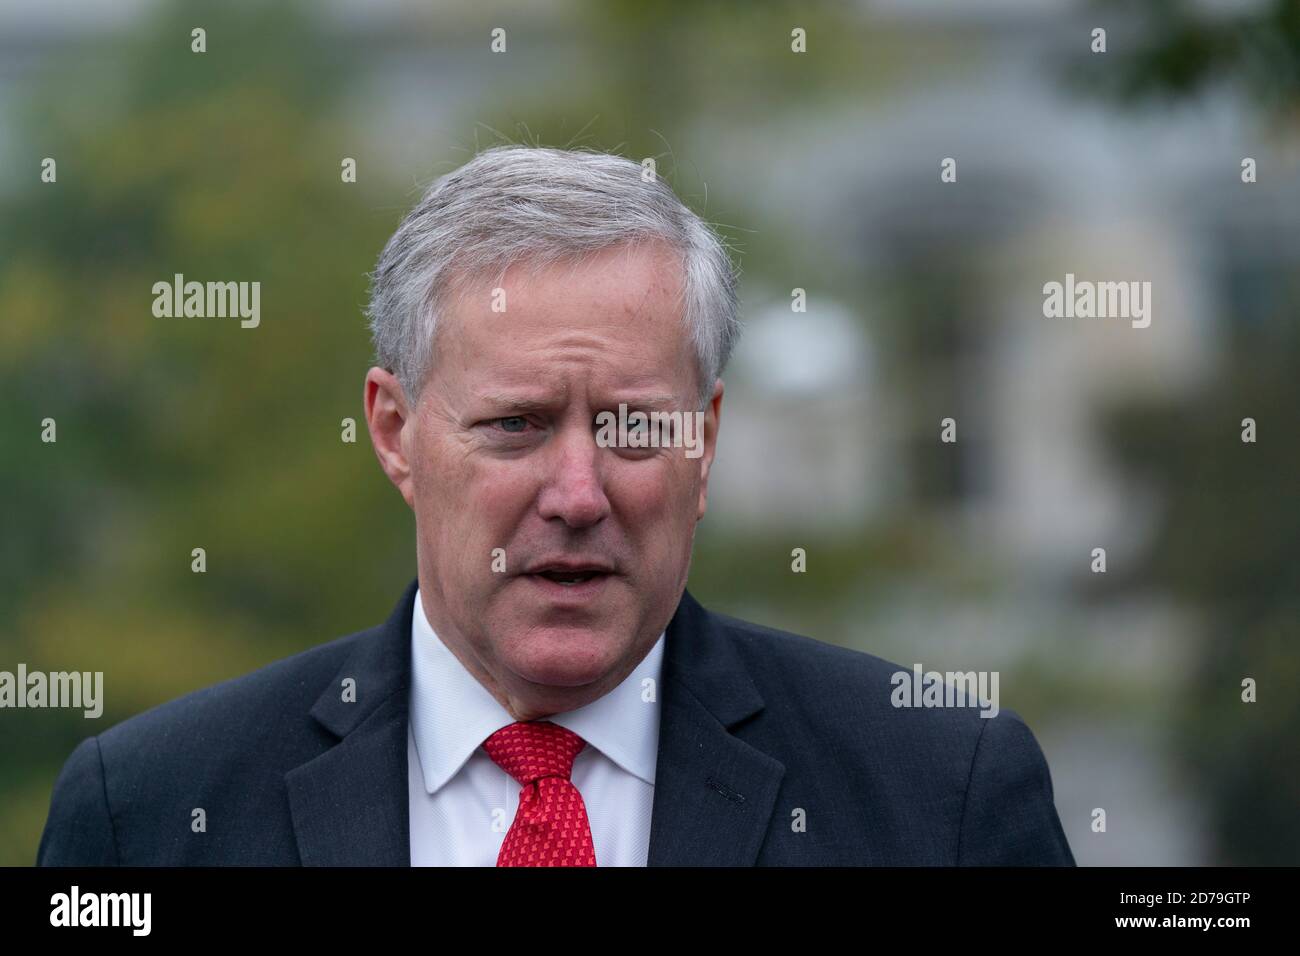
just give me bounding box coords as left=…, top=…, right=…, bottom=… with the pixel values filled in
left=408, top=588, right=663, bottom=866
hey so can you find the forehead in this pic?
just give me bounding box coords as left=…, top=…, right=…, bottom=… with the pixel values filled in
left=433, top=241, right=695, bottom=395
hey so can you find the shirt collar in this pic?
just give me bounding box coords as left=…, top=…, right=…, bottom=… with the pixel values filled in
left=409, top=588, right=663, bottom=795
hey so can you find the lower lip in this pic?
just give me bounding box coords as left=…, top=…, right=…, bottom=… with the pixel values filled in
left=521, top=573, right=613, bottom=602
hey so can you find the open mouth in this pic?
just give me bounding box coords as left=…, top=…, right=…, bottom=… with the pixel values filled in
left=532, top=570, right=607, bottom=586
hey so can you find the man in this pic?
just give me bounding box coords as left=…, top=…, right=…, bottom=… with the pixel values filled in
left=38, top=145, right=1074, bottom=866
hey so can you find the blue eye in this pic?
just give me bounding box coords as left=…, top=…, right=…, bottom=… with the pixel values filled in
left=498, top=417, right=529, bottom=433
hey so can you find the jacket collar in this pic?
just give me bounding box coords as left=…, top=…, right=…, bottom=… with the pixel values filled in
left=285, top=579, right=417, bottom=866
left=286, top=578, right=785, bottom=866
left=646, top=588, right=785, bottom=865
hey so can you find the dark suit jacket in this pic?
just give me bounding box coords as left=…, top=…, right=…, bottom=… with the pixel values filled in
left=37, top=578, right=1075, bottom=865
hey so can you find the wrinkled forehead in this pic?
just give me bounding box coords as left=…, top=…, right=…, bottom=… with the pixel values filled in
left=429, top=242, right=697, bottom=399
left=440, top=239, right=685, bottom=318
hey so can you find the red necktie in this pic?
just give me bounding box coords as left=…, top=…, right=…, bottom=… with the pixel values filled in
left=483, top=720, right=598, bottom=867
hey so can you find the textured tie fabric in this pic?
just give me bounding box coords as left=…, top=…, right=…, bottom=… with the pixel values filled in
left=483, top=720, right=598, bottom=867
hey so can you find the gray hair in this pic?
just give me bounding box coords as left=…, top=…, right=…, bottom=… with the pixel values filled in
left=365, top=145, right=741, bottom=411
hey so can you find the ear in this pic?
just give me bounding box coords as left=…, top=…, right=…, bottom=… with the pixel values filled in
left=696, top=378, right=724, bottom=521
left=364, top=367, right=415, bottom=509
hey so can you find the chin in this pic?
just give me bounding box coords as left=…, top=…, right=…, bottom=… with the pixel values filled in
left=508, top=625, right=623, bottom=689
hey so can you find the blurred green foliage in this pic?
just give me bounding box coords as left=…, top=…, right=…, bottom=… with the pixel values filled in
left=1082, top=0, right=1300, bottom=864
left=1, top=0, right=1294, bottom=868
left=1075, top=0, right=1300, bottom=119
left=0, top=0, right=890, bottom=866
left=1102, top=311, right=1300, bottom=864
left=0, top=0, right=409, bottom=863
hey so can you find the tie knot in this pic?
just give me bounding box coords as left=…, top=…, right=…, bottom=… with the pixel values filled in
left=483, top=720, right=586, bottom=785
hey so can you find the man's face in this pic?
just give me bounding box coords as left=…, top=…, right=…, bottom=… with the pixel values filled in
left=365, top=241, right=722, bottom=720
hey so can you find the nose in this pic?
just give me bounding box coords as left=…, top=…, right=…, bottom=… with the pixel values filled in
left=535, top=424, right=611, bottom=529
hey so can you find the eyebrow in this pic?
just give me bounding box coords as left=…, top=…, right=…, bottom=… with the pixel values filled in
left=473, top=393, right=557, bottom=413
left=472, top=391, right=682, bottom=412
left=608, top=393, right=680, bottom=410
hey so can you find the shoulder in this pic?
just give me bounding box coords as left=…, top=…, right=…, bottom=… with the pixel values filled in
left=705, top=605, right=1033, bottom=770
left=95, top=624, right=374, bottom=760
left=712, top=607, right=908, bottom=687
left=38, top=625, right=385, bottom=865
left=65, top=620, right=392, bottom=819
left=698, top=605, right=1073, bottom=864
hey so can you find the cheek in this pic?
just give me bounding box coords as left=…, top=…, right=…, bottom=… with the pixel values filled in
left=613, top=459, right=698, bottom=542
left=412, top=441, right=520, bottom=561
left=455, top=465, right=538, bottom=573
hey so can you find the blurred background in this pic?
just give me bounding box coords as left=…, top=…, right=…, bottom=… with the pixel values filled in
left=1, top=0, right=1296, bottom=866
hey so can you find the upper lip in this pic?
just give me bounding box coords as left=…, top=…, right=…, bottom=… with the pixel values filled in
left=524, top=558, right=616, bottom=575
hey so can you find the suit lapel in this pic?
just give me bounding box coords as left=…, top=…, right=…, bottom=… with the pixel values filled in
left=647, top=589, right=786, bottom=866
left=286, top=579, right=417, bottom=866
left=285, top=580, right=786, bottom=866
